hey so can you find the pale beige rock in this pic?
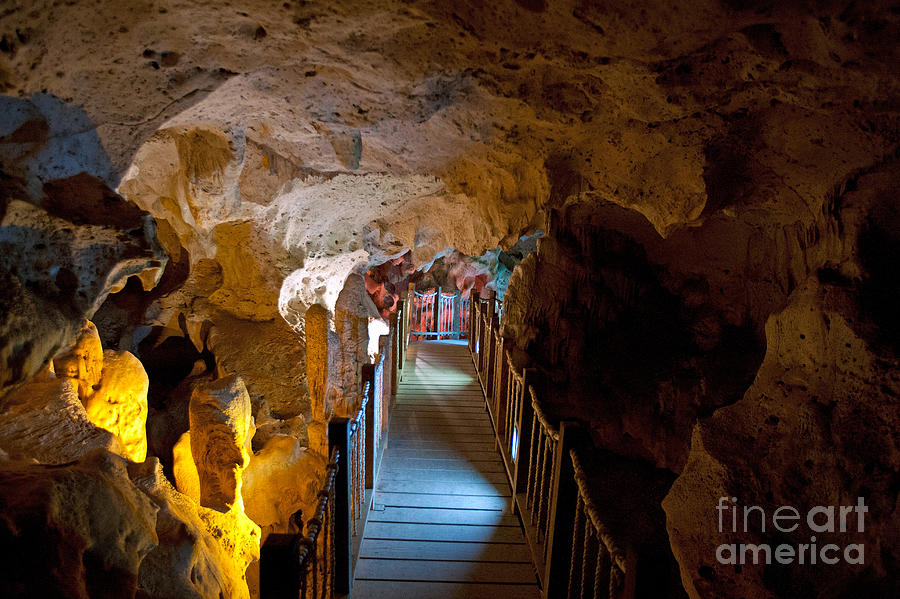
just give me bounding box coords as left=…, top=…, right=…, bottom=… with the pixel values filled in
left=189, top=375, right=254, bottom=511
left=1, top=196, right=165, bottom=398
left=0, top=450, right=158, bottom=599
left=305, top=303, right=329, bottom=422
left=330, top=274, right=377, bottom=417
left=205, top=314, right=310, bottom=421
left=664, top=280, right=900, bottom=598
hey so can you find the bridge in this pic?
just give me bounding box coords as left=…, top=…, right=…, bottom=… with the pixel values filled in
left=260, top=288, right=646, bottom=599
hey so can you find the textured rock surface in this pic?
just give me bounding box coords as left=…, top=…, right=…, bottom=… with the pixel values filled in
left=49, top=321, right=151, bottom=462
left=0, top=199, right=164, bottom=398
left=664, top=279, right=900, bottom=598
left=53, top=321, right=105, bottom=401
left=242, top=435, right=325, bottom=531
left=130, top=459, right=259, bottom=599
left=86, top=350, right=150, bottom=462
left=0, top=451, right=158, bottom=599
left=0, top=375, right=121, bottom=464
left=189, top=375, right=254, bottom=512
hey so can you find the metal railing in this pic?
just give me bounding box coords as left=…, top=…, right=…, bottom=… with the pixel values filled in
left=260, top=446, right=341, bottom=599
left=349, top=387, right=367, bottom=536
left=299, top=446, right=339, bottom=599
left=262, top=297, right=405, bottom=599
left=409, top=286, right=468, bottom=340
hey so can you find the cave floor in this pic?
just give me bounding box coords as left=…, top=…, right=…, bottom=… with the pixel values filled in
left=352, top=341, right=540, bottom=598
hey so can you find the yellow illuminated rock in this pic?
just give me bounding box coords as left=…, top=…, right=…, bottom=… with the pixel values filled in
left=189, top=375, right=254, bottom=511
left=242, top=434, right=326, bottom=530
left=172, top=431, right=201, bottom=502
left=86, top=350, right=149, bottom=462
left=53, top=320, right=104, bottom=402
left=131, top=458, right=260, bottom=599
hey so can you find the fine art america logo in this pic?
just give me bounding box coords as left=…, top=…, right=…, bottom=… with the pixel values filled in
left=715, top=497, right=868, bottom=566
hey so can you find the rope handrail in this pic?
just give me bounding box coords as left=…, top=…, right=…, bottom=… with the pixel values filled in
left=303, top=445, right=340, bottom=545
left=352, top=382, right=369, bottom=433
left=506, top=349, right=525, bottom=386
left=529, top=385, right=560, bottom=442
left=569, top=447, right=632, bottom=574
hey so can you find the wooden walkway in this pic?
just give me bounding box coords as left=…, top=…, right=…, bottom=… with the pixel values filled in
left=353, top=340, right=540, bottom=599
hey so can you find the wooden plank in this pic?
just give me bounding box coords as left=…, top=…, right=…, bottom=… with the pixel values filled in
left=368, top=506, right=520, bottom=526
left=387, top=441, right=498, bottom=453
left=389, top=435, right=496, bottom=445
left=354, top=558, right=537, bottom=583
left=393, top=405, right=484, bottom=416
left=391, top=421, right=492, bottom=431
left=364, top=522, right=525, bottom=543
left=351, top=580, right=540, bottom=599
left=395, top=399, right=486, bottom=407
left=395, top=392, right=485, bottom=399
left=391, top=413, right=489, bottom=422
left=376, top=479, right=510, bottom=497
left=373, top=491, right=510, bottom=510
left=358, top=539, right=533, bottom=562
left=396, top=384, right=481, bottom=390
left=391, top=423, right=494, bottom=435
left=384, top=448, right=499, bottom=461
left=380, top=464, right=504, bottom=477
left=378, top=470, right=508, bottom=485
left=389, top=432, right=495, bottom=441
left=388, top=441, right=496, bottom=452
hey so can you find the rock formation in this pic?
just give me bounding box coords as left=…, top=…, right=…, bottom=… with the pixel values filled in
left=0, top=451, right=158, bottom=599
left=188, top=375, right=254, bottom=512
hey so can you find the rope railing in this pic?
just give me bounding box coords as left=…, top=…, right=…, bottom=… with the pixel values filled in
left=349, top=385, right=368, bottom=536
left=568, top=449, right=637, bottom=599
left=526, top=386, right=560, bottom=555
left=467, top=294, right=641, bottom=598
left=300, top=445, right=339, bottom=599
left=262, top=295, right=404, bottom=599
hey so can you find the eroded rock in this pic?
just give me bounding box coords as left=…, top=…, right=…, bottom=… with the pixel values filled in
left=663, top=279, right=900, bottom=599
left=0, top=450, right=158, bottom=599
left=189, top=375, right=254, bottom=512
left=130, top=459, right=260, bottom=599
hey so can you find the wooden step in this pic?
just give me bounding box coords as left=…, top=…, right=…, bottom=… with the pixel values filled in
left=364, top=522, right=524, bottom=543
left=375, top=479, right=510, bottom=498
left=367, top=506, right=520, bottom=526
left=358, top=539, right=533, bottom=562
left=373, top=491, right=510, bottom=510
left=354, top=558, right=537, bottom=584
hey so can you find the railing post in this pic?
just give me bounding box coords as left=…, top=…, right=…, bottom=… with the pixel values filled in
left=493, top=337, right=508, bottom=436
left=328, top=418, right=352, bottom=595
left=391, top=312, right=399, bottom=394
left=434, top=286, right=442, bottom=338
left=453, top=291, right=462, bottom=339
left=543, top=422, right=582, bottom=599
left=469, top=290, right=479, bottom=351
left=513, top=368, right=533, bottom=497
left=486, top=315, right=499, bottom=401
left=362, top=366, right=376, bottom=488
